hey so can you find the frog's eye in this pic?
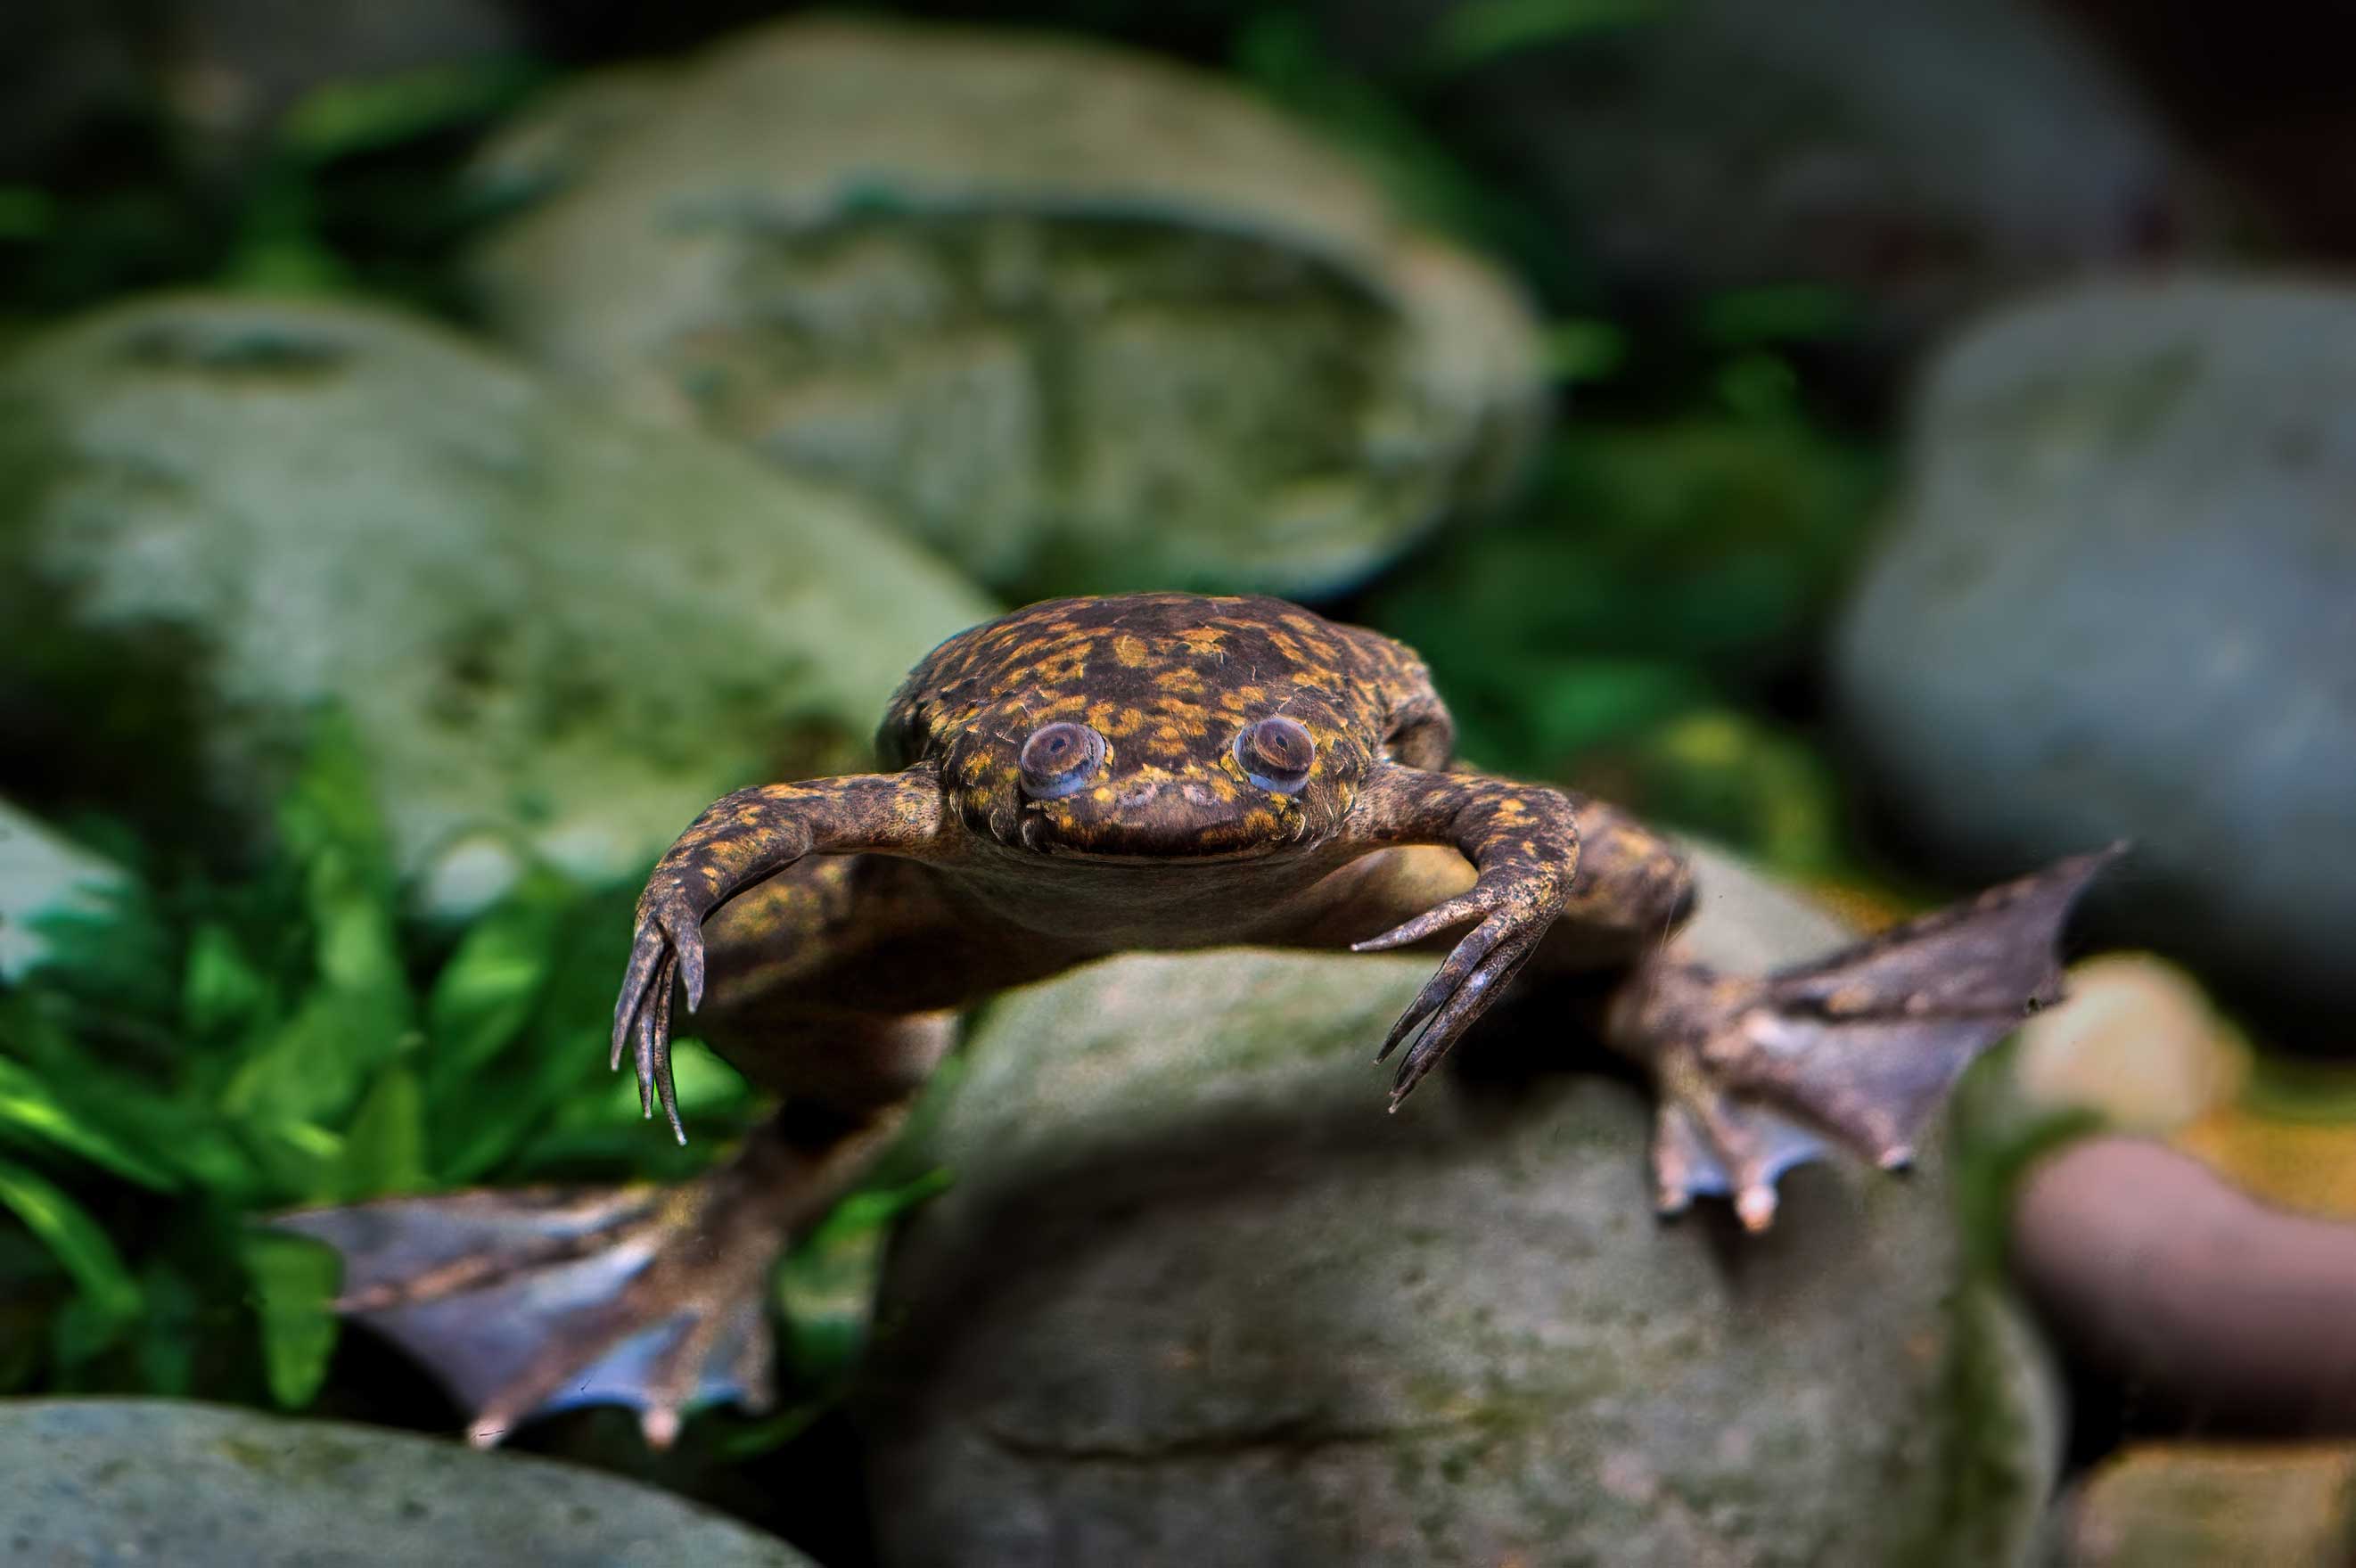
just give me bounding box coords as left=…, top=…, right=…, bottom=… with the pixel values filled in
left=1018, top=722, right=1106, bottom=800
left=1234, top=716, right=1315, bottom=794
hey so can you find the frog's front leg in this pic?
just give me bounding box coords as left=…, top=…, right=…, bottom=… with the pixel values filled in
left=612, top=768, right=948, bottom=1139
left=1339, top=766, right=1585, bottom=1104
left=280, top=769, right=964, bottom=1447
left=1309, top=771, right=2117, bottom=1232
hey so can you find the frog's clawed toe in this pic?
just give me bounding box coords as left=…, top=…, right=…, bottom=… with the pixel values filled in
left=1356, top=883, right=1564, bottom=1107
left=612, top=896, right=708, bottom=1145
left=1619, top=848, right=2120, bottom=1231
left=1649, top=1083, right=1833, bottom=1233
left=274, top=1178, right=781, bottom=1449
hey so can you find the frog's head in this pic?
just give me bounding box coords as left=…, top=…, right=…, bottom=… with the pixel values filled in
left=882, top=595, right=1383, bottom=863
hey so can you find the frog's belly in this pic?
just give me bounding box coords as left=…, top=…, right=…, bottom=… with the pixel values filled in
left=932, top=845, right=1357, bottom=952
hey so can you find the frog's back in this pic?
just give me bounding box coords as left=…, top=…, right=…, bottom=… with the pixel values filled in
left=875, top=593, right=1436, bottom=769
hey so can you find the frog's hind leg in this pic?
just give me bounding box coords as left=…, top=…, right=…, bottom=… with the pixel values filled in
left=1612, top=846, right=2122, bottom=1231
left=275, top=1011, right=952, bottom=1448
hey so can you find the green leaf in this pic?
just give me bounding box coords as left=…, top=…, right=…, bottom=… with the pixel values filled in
left=277, top=59, right=543, bottom=166
left=778, top=1168, right=954, bottom=1384
left=1541, top=318, right=1627, bottom=383
left=0, top=1157, right=141, bottom=1328
left=135, top=1262, right=200, bottom=1397
left=335, top=1064, right=427, bottom=1200
left=805, top=1166, right=954, bottom=1247
left=221, top=988, right=414, bottom=1133
left=1428, top=0, right=1662, bottom=72
left=183, top=920, right=273, bottom=1039
left=0, top=1056, right=181, bottom=1191
left=276, top=713, right=396, bottom=899
left=1695, top=283, right=1859, bottom=348
left=237, top=1120, right=343, bottom=1206
left=585, top=1035, right=750, bottom=1126
left=239, top=1230, right=341, bottom=1408
left=0, top=184, right=55, bottom=240
left=424, top=871, right=571, bottom=1092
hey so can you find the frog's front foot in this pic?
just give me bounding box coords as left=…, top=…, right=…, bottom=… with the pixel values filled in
left=1612, top=847, right=2122, bottom=1231
left=1354, top=867, right=1568, bottom=1106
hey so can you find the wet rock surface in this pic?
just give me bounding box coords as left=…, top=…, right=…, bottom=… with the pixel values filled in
left=0, top=1398, right=812, bottom=1567
left=0, top=293, right=995, bottom=908
left=860, top=848, right=2058, bottom=1567
left=465, top=17, right=1545, bottom=600
left=1834, top=276, right=2356, bottom=1039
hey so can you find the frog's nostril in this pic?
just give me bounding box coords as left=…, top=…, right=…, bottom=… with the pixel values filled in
left=1019, top=722, right=1106, bottom=800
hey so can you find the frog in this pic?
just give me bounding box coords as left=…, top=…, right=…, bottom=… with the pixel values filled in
left=281, top=592, right=2114, bottom=1448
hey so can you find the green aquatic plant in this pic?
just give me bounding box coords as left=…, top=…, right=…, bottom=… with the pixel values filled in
left=0, top=720, right=924, bottom=1442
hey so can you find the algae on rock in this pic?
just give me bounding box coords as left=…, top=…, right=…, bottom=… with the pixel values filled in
left=465, top=17, right=1547, bottom=601
left=0, top=293, right=997, bottom=908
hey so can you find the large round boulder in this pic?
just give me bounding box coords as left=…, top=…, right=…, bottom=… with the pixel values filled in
left=0, top=293, right=995, bottom=908
left=1833, top=276, right=2356, bottom=1038
left=0, top=1398, right=811, bottom=1566
left=858, top=849, right=2058, bottom=1566
left=464, top=17, right=1546, bottom=600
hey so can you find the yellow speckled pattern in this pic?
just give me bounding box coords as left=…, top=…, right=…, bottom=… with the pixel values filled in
left=877, top=593, right=1449, bottom=858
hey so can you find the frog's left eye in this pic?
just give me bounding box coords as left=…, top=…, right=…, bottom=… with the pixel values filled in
left=1018, top=721, right=1106, bottom=800
left=1234, top=716, right=1315, bottom=794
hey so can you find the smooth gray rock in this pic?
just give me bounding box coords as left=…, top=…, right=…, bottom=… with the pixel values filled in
left=0, top=1398, right=810, bottom=1567
left=1833, top=276, right=2356, bottom=1036
left=0, top=294, right=995, bottom=910
left=860, top=848, right=2059, bottom=1567
left=0, top=799, right=127, bottom=982
left=1313, top=0, right=2212, bottom=368
left=464, top=17, right=1546, bottom=601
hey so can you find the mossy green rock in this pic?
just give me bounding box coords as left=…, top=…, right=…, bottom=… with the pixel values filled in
left=860, top=849, right=2057, bottom=1567
left=464, top=17, right=1545, bottom=600
left=0, top=1399, right=811, bottom=1566
left=0, top=294, right=995, bottom=907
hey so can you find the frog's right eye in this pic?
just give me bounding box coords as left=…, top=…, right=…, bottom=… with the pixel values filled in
left=1018, top=722, right=1107, bottom=800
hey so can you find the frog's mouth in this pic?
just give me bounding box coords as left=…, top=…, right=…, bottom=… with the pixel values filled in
left=1017, top=810, right=1296, bottom=863
left=1018, top=776, right=1313, bottom=862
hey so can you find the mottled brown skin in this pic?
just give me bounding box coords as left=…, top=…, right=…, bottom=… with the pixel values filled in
left=286, top=593, right=2114, bottom=1448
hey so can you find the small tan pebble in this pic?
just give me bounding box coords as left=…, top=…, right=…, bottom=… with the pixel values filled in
left=2063, top=1442, right=2356, bottom=1568
left=2175, top=1108, right=2356, bottom=1222
left=2014, top=953, right=2245, bottom=1132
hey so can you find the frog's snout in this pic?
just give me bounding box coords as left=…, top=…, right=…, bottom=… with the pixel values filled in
left=1022, top=767, right=1301, bottom=861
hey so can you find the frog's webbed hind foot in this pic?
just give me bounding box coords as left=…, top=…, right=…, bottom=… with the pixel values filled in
left=273, top=1106, right=899, bottom=1448
left=1615, top=846, right=2122, bottom=1231
left=274, top=1173, right=784, bottom=1449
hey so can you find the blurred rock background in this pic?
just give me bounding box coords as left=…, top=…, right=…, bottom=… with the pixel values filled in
left=4, top=3, right=2354, bottom=1564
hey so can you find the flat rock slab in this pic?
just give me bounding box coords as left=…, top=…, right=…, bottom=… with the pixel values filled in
left=0, top=1398, right=812, bottom=1567
left=859, top=848, right=2058, bottom=1567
